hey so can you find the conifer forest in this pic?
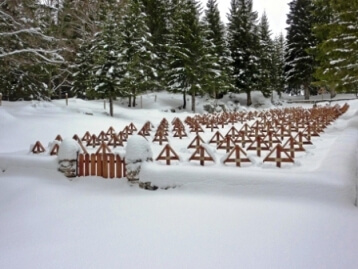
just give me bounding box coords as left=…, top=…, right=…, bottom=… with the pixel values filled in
left=1, top=0, right=357, bottom=115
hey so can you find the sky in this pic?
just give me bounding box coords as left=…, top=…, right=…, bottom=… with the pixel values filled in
left=200, top=0, right=291, bottom=37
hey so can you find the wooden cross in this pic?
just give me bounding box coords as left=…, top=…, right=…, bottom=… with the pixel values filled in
left=263, top=144, right=294, bottom=168
left=31, top=141, right=46, bottom=154
left=156, top=144, right=180, bottom=165
left=223, top=145, right=251, bottom=167
left=188, top=134, right=205, bottom=149
left=189, top=145, right=215, bottom=166
left=208, top=131, right=225, bottom=146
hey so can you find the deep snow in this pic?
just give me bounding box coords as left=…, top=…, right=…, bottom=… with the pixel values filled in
left=0, top=92, right=358, bottom=269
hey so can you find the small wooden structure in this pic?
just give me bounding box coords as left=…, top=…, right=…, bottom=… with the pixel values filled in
left=263, top=144, right=295, bottom=168
left=217, top=136, right=236, bottom=153
left=156, top=144, right=180, bottom=165
left=95, top=142, right=112, bottom=154
left=189, top=145, right=215, bottom=166
left=223, top=145, right=251, bottom=167
left=50, top=143, right=60, bottom=155
left=31, top=141, right=46, bottom=154
left=77, top=153, right=126, bottom=179
left=208, top=131, right=225, bottom=146
left=187, top=134, right=205, bottom=149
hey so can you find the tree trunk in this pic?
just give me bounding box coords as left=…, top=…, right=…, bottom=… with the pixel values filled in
left=132, top=88, right=136, bottom=107
left=128, top=96, right=132, bottom=107
left=132, top=94, right=136, bottom=107
left=330, top=87, right=336, bottom=99
left=183, top=91, right=186, bottom=109
left=246, top=91, right=252, bottom=106
left=304, top=83, right=310, bottom=100
left=191, top=91, right=196, bottom=113
left=109, top=97, right=113, bottom=117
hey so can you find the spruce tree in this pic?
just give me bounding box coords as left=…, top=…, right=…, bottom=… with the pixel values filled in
left=202, top=0, right=233, bottom=99
left=313, top=0, right=358, bottom=95
left=284, top=0, right=316, bottom=99
left=166, top=0, right=206, bottom=112
left=271, top=33, right=285, bottom=98
left=227, top=0, right=260, bottom=106
left=90, top=1, right=124, bottom=116
left=257, top=12, right=274, bottom=98
left=118, top=0, right=158, bottom=107
left=141, top=0, right=170, bottom=90
left=0, top=0, right=63, bottom=100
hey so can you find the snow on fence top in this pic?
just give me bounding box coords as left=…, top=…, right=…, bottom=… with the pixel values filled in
left=125, top=135, right=153, bottom=163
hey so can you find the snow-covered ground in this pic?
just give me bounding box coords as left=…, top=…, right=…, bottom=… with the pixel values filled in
left=0, top=92, right=358, bottom=269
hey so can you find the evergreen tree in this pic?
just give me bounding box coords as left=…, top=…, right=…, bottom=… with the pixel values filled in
left=72, top=36, right=95, bottom=99
left=271, top=33, right=285, bottom=98
left=166, top=0, right=206, bottom=112
left=227, top=0, right=260, bottom=106
left=141, top=0, right=170, bottom=90
left=0, top=0, right=63, bottom=100
left=202, top=0, right=233, bottom=99
left=118, top=0, right=158, bottom=107
left=284, top=0, right=316, bottom=99
left=90, top=0, right=124, bottom=116
left=313, top=0, right=358, bottom=95
left=257, top=12, right=274, bottom=98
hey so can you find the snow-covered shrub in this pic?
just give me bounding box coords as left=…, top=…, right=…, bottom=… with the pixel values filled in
left=57, top=138, right=80, bottom=178
left=125, top=135, right=153, bottom=182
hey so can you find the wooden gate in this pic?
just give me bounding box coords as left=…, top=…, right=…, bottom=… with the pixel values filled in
left=77, top=153, right=126, bottom=179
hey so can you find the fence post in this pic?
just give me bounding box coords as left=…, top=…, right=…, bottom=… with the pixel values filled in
left=0, top=93, right=2, bottom=106
left=65, top=93, right=68, bottom=106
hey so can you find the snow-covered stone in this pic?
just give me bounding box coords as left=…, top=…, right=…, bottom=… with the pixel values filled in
left=57, top=138, right=80, bottom=178
left=125, top=135, right=153, bottom=182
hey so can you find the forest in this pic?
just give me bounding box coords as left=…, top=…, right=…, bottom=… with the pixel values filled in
left=0, top=0, right=357, bottom=115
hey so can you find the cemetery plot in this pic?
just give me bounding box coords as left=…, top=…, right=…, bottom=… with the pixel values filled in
left=29, top=104, right=349, bottom=178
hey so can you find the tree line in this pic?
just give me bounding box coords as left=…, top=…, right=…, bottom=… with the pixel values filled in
left=0, top=0, right=357, bottom=115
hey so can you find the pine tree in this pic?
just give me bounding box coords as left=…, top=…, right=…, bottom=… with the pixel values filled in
left=166, top=0, right=206, bottom=112
left=141, top=0, right=170, bottom=90
left=72, top=37, right=95, bottom=99
left=284, top=0, right=316, bottom=100
left=313, top=0, right=358, bottom=95
left=202, top=0, right=233, bottom=99
left=271, top=33, right=285, bottom=98
left=118, top=0, right=158, bottom=107
left=227, top=0, right=260, bottom=106
left=257, top=12, right=274, bottom=98
left=90, top=1, right=124, bottom=116
left=0, top=0, right=63, bottom=100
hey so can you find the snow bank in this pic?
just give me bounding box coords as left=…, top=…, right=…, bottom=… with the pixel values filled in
left=57, top=138, right=80, bottom=160
left=125, top=135, right=153, bottom=162
left=0, top=107, right=16, bottom=123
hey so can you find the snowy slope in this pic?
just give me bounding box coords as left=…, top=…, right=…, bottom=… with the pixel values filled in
left=0, top=92, right=358, bottom=269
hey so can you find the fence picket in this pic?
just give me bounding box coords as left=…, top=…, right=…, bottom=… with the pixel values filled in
left=103, top=154, right=108, bottom=178
left=84, top=154, right=90, bottom=176
left=109, top=154, right=115, bottom=178
left=97, top=154, right=102, bottom=176
left=90, top=154, right=96, bottom=176
left=116, top=155, right=122, bottom=178
left=78, top=154, right=84, bottom=176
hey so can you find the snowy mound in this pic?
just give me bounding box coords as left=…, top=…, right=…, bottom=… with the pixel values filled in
left=125, top=135, right=153, bottom=162
left=57, top=138, right=80, bottom=160
left=0, top=108, right=16, bottom=123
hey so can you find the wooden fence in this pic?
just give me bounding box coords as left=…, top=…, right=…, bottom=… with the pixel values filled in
left=77, top=153, right=126, bottom=179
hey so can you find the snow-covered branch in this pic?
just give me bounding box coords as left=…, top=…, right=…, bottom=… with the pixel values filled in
left=0, top=28, right=55, bottom=42
left=0, top=49, right=64, bottom=64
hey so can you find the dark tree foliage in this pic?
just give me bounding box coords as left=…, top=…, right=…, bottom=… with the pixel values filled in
left=284, top=0, right=316, bottom=99
left=227, top=0, right=260, bottom=106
